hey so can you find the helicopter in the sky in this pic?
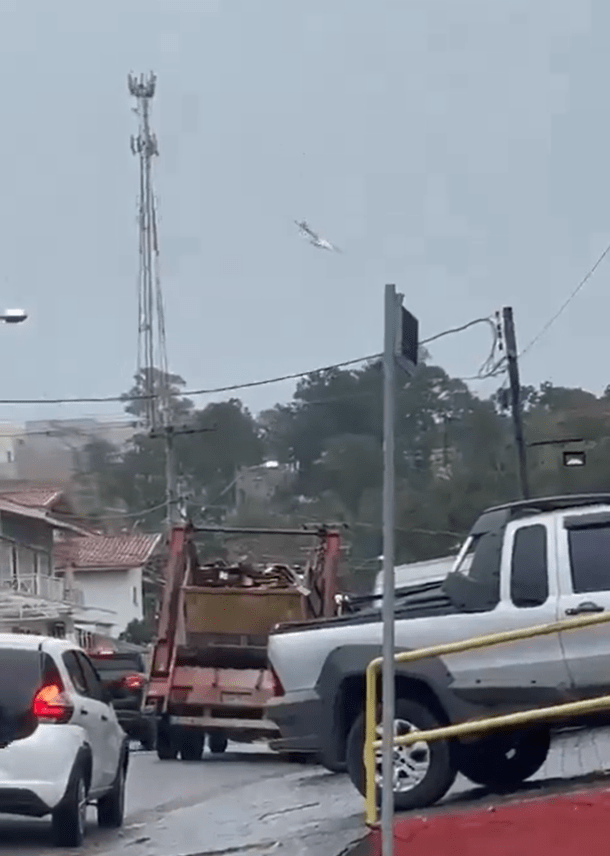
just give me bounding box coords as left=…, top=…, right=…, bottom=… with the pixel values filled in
left=294, top=220, right=342, bottom=253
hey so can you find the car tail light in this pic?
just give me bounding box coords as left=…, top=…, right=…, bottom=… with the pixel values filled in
left=270, top=666, right=284, bottom=697
left=122, top=673, right=144, bottom=690
left=33, top=683, right=74, bottom=724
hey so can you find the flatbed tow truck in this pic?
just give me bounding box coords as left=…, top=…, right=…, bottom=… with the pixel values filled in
left=143, top=522, right=343, bottom=761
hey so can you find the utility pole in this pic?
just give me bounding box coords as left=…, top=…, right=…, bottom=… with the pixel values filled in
left=502, top=306, right=529, bottom=499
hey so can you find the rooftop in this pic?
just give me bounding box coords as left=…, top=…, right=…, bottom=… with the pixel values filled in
left=0, top=486, right=65, bottom=509
left=55, top=532, right=162, bottom=571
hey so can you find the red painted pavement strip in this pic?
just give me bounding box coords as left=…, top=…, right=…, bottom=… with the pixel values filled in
left=346, top=789, right=610, bottom=856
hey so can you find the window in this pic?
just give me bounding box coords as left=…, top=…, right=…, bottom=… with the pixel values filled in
left=62, top=650, right=88, bottom=695
left=510, top=525, right=549, bottom=607
left=0, top=649, right=58, bottom=744
left=133, top=586, right=138, bottom=606
left=568, top=524, right=610, bottom=593
left=74, top=652, right=104, bottom=701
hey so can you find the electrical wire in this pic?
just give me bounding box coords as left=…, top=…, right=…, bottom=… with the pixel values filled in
left=0, top=420, right=143, bottom=440
left=0, top=315, right=505, bottom=407
left=61, top=497, right=180, bottom=524
left=0, top=354, right=382, bottom=406
left=520, top=237, right=610, bottom=358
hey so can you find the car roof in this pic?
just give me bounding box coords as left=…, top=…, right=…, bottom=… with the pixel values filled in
left=0, top=633, right=80, bottom=655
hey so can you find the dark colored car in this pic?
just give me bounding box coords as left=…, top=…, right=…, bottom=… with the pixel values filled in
left=90, top=651, right=156, bottom=750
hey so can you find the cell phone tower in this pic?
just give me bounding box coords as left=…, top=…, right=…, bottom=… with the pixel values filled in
left=128, top=71, right=169, bottom=433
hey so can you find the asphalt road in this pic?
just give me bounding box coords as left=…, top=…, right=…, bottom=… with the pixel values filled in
left=0, top=745, right=365, bottom=856
left=2, top=730, right=610, bottom=856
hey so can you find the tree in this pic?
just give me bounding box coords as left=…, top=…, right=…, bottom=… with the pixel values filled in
left=122, top=368, right=194, bottom=424
left=181, top=398, right=265, bottom=512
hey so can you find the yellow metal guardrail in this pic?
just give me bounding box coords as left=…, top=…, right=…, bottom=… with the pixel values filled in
left=364, top=609, right=610, bottom=825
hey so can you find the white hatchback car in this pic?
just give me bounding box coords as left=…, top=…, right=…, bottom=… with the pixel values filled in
left=0, top=634, right=129, bottom=847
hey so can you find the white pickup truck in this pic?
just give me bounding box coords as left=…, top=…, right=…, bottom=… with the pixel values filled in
left=266, top=494, right=610, bottom=810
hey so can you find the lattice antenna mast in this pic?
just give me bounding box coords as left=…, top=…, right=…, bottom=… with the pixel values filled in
left=129, top=72, right=169, bottom=432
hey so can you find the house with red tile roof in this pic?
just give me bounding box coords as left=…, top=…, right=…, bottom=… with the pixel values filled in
left=0, top=489, right=89, bottom=635
left=54, top=532, right=163, bottom=637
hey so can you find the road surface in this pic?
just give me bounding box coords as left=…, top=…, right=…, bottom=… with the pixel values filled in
left=0, top=745, right=365, bottom=856
left=2, top=730, right=610, bottom=856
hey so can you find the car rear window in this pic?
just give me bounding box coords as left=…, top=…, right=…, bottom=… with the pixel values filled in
left=91, top=654, right=144, bottom=673
left=0, top=648, right=56, bottom=745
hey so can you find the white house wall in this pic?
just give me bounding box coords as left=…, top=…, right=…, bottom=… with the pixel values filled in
left=73, top=567, right=143, bottom=637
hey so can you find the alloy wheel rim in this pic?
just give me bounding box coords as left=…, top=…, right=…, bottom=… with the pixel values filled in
left=374, top=718, right=431, bottom=793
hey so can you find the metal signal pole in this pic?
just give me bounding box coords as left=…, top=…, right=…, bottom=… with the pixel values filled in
left=381, top=285, right=397, bottom=856
left=381, top=285, right=418, bottom=856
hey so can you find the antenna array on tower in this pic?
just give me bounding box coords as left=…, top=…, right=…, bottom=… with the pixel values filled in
left=128, top=71, right=169, bottom=432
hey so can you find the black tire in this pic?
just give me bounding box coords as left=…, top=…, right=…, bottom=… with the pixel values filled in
left=318, top=751, right=347, bottom=774
left=457, top=728, right=550, bottom=791
left=51, top=766, right=88, bottom=847
left=156, top=725, right=178, bottom=760
left=140, top=720, right=156, bottom=751
left=180, top=732, right=205, bottom=761
left=97, top=754, right=127, bottom=829
left=208, top=732, right=228, bottom=755
left=346, top=698, right=456, bottom=812
left=284, top=751, right=313, bottom=764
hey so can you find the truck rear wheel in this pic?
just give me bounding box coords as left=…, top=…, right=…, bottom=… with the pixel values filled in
left=156, top=725, right=178, bottom=760
left=457, top=728, right=550, bottom=790
left=208, top=733, right=228, bottom=755
left=180, top=732, right=205, bottom=761
left=346, top=698, right=456, bottom=812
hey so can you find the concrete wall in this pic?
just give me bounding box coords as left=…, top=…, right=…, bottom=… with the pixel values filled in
left=73, top=566, right=144, bottom=637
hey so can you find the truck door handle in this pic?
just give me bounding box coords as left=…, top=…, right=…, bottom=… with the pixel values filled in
left=566, top=602, right=605, bottom=616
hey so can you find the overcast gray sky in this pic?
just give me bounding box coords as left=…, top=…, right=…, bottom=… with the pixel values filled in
left=0, top=0, right=607, bottom=425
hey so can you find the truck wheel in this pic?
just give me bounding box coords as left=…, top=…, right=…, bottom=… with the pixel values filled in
left=457, top=728, right=550, bottom=790
left=318, top=750, right=347, bottom=773
left=180, top=732, right=205, bottom=761
left=208, top=733, right=228, bottom=755
left=283, top=751, right=313, bottom=764
left=140, top=720, right=156, bottom=752
left=156, top=726, right=178, bottom=760
left=346, top=698, right=456, bottom=812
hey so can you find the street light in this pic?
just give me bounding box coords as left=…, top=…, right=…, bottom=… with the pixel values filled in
left=0, top=309, right=27, bottom=324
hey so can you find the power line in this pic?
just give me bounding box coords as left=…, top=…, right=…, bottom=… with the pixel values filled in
left=0, top=316, right=501, bottom=407
left=520, top=238, right=610, bottom=358
left=0, top=354, right=382, bottom=406
left=61, top=497, right=181, bottom=524
left=0, top=421, right=143, bottom=440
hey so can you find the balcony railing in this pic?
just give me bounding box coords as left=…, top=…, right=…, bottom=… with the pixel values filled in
left=0, top=574, right=84, bottom=606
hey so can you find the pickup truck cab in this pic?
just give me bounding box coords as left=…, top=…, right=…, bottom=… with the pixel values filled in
left=266, top=494, right=610, bottom=810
